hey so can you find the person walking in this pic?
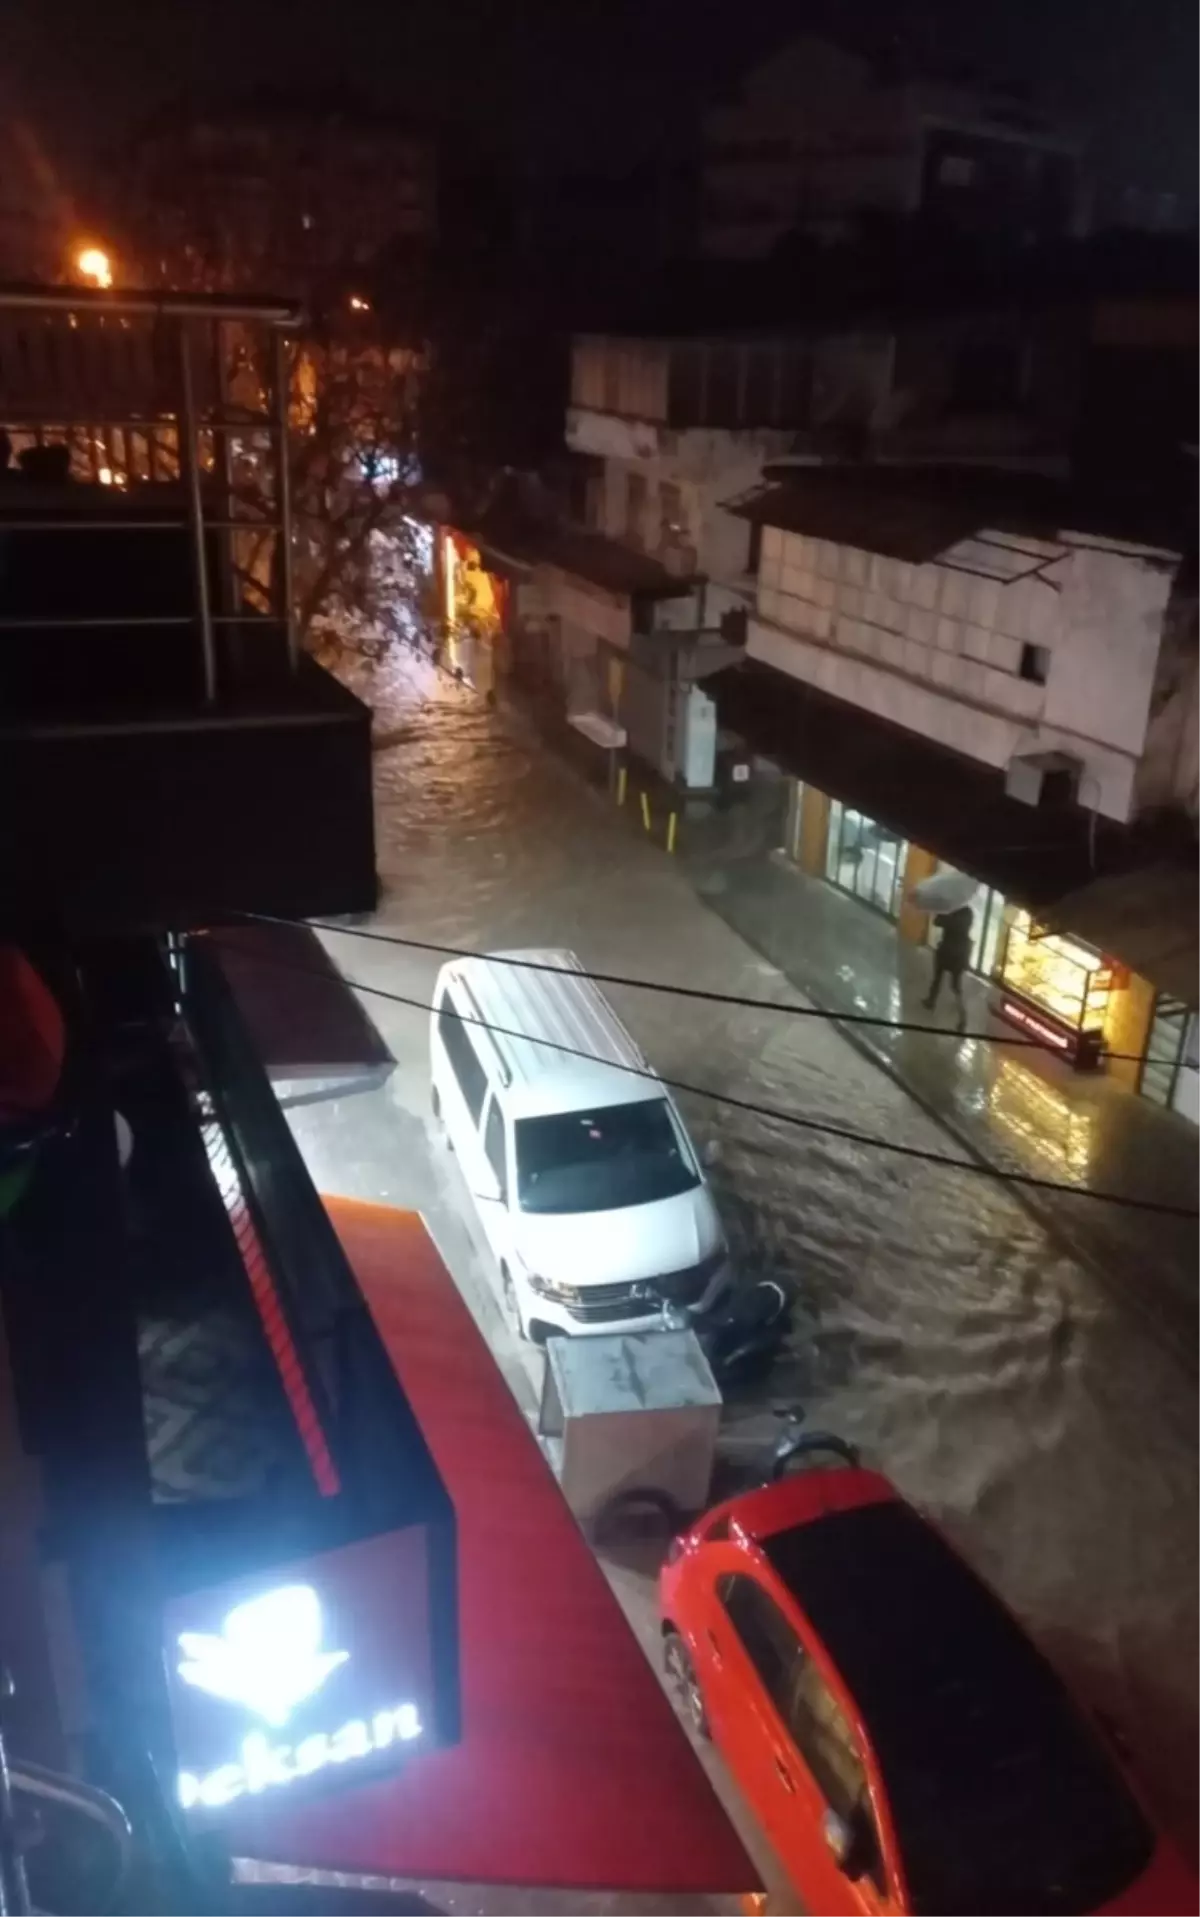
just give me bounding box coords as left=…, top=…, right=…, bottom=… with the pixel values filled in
left=923, top=905, right=973, bottom=1027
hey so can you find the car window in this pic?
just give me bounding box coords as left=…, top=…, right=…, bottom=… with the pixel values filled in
left=788, top=1656, right=884, bottom=1889
left=437, top=990, right=487, bottom=1123
left=716, top=1573, right=801, bottom=1723
left=788, top=1659, right=868, bottom=1824
left=514, top=1099, right=700, bottom=1215
left=483, top=1097, right=508, bottom=1200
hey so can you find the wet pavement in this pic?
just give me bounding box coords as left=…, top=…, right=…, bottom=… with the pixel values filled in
left=286, top=642, right=1198, bottom=1867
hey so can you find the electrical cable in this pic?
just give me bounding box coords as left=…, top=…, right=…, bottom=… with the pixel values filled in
left=222, top=939, right=1200, bottom=1219
left=238, top=910, right=1159, bottom=1067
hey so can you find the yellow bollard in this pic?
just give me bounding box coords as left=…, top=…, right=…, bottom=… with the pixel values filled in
left=616, top=764, right=627, bottom=807
left=640, top=791, right=651, bottom=833
left=666, top=811, right=678, bottom=855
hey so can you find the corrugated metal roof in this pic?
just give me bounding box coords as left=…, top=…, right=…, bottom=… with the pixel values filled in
left=471, top=519, right=696, bottom=600
left=727, top=464, right=1186, bottom=562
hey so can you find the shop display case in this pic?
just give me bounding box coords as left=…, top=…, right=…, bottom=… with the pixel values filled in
left=994, top=912, right=1118, bottom=1069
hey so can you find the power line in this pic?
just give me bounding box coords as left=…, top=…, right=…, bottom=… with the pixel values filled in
left=222, top=938, right=1200, bottom=1220
left=240, top=911, right=1155, bottom=1067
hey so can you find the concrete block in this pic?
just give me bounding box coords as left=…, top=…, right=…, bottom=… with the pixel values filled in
left=958, top=659, right=987, bottom=698
left=936, top=616, right=962, bottom=652
left=781, top=566, right=813, bottom=601
left=763, top=525, right=784, bottom=560
left=912, top=566, right=939, bottom=610
left=931, top=652, right=956, bottom=686
left=969, top=577, right=1002, bottom=630
left=907, top=606, right=936, bottom=646
left=842, top=547, right=868, bottom=586
left=994, top=578, right=1030, bottom=640
left=1025, top=582, right=1061, bottom=645
left=816, top=540, right=839, bottom=579
left=904, top=639, right=929, bottom=677
left=840, top=586, right=864, bottom=620
left=987, top=631, right=1022, bottom=673
left=893, top=561, right=916, bottom=602
left=813, top=575, right=836, bottom=608
left=963, top=624, right=991, bottom=663
left=864, top=591, right=887, bottom=628
left=879, top=630, right=905, bottom=669
left=939, top=571, right=972, bottom=620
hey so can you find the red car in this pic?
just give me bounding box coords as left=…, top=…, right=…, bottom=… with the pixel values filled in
left=660, top=1464, right=1196, bottom=1916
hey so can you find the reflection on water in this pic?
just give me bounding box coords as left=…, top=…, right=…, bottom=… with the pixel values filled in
left=989, top=1056, right=1096, bottom=1179
left=342, top=644, right=1198, bottom=1855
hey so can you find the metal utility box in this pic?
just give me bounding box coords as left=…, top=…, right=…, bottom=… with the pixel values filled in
left=538, top=1330, right=722, bottom=1528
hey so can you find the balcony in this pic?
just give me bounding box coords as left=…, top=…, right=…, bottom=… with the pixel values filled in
left=0, top=287, right=376, bottom=935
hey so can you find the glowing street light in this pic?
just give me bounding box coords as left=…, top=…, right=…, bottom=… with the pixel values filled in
left=348, top=294, right=370, bottom=313
left=75, top=245, right=114, bottom=289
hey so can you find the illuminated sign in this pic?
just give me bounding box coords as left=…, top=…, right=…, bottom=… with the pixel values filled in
left=165, top=1533, right=436, bottom=1822
left=177, top=1696, right=422, bottom=1812
left=998, top=997, right=1072, bottom=1052
left=178, top=1585, right=348, bottom=1727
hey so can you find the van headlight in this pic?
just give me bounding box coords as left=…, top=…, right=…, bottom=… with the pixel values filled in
left=528, top=1273, right=581, bottom=1303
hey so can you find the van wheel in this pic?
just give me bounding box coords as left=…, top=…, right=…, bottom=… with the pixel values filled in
left=663, top=1631, right=709, bottom=1740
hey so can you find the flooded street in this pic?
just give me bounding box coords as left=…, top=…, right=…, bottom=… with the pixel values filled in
left=309, top=644, right=1197, bottom=1854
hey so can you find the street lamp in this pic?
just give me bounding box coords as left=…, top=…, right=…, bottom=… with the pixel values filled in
left=75, top=245, right=114, bottom=289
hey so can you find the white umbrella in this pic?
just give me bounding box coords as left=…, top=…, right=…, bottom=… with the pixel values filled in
left=908, top=870, right=979, bottom=913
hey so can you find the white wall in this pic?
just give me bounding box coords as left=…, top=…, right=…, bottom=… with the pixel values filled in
left=749, top=522, right=1183, bottom=822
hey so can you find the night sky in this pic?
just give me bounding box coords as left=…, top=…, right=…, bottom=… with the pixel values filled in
left=5, top=0, right=1198, bottom=214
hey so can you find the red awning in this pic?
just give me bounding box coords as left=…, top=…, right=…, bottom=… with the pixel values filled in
left=223, top=1199, right=757, bottom=1897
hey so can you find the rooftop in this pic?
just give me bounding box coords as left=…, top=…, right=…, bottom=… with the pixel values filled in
left=445, top=951, right=660, bottom=1117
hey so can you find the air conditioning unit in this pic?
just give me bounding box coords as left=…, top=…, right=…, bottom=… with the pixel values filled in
left=1004, top=750, right=1082, bottom=809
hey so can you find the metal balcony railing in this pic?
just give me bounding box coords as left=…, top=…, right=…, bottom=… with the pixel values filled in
left=0, top=286, right=303, bottom=703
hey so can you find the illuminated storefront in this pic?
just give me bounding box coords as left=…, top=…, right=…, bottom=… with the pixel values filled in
left=994, top=912, right=1121, bottom=1070
left=436, top=528, right=511, bottom=695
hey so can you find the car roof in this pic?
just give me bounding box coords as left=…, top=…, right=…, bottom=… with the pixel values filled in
left=721, top=1466, right=898, bottom=1545
left=437, top=949, right=662, bottom=1120
left=756, top=1498, right=1153, bottom=1915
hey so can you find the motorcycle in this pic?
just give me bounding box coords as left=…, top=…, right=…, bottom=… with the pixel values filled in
left=659, top=1276, right=791, bottom=1388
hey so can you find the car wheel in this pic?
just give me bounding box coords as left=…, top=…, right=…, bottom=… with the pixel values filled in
left=663, top=1630, right=709, bottom=1740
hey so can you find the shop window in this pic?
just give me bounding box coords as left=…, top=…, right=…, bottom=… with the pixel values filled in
left=1140, top=998, right=1199, bottom=1119
left=826, top=799, right=906, bottom=919
left=1019, top=643, right=1050, bottom=684
left=997, top=914, right=1118, bottom=1064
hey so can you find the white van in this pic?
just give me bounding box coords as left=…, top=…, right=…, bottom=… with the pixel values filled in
left=429, top=949, right=730, bottom=1340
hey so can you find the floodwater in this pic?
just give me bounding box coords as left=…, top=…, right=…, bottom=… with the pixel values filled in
left=334, top=644, right=1198, bottom=1856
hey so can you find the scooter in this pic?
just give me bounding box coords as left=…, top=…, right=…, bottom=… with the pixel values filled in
left=660, top=1276, right=791, bottom=1388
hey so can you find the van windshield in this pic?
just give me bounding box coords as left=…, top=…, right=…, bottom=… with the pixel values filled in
left=515, top=1100, right=700, bottom=1215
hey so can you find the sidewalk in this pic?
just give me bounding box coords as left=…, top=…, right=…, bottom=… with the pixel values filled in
left=683, top=836, right=1198, bottom=1325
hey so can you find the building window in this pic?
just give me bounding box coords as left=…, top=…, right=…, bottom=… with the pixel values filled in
left=706, top=344, right=740, bottom=427
left=659, top=481, right=686, bottom=539
left=667, top=344, right=705, bottom=426
left=1019, top=643, right=1050, bottom=683
left=625, top=472, right=648, bottom=547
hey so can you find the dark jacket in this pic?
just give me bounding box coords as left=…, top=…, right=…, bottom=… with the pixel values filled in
left=935, top=906, right=974, bottom=968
